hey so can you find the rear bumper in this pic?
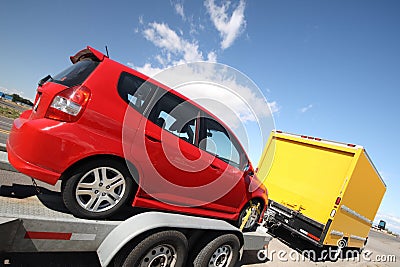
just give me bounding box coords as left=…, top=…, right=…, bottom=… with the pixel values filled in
left=7, top=140, right=61, bottom=184
left=7, top=115, right=92, bottom=185
left=267, top=200, right=325, bottom=247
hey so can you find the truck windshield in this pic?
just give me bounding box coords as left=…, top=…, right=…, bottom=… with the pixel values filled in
left=52, top=60, right=99, bottom=87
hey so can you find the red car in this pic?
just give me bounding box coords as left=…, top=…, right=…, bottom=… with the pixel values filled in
left=7, top=46, right=267, bottom=230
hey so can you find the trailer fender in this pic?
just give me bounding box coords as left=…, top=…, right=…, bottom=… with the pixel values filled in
left=97, top=212, right=242, bottom=267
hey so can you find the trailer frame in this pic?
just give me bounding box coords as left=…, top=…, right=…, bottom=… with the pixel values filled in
left=0, top=183, right=272, bottom=266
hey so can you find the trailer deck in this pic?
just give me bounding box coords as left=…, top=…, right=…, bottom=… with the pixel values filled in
left=0, top=177, right=272, bottom=266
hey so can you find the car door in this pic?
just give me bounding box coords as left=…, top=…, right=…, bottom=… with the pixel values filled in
left=196, top=116, right=249, bottom=213
left=118, top=71, right=157, bottom=149
left=136, top=90, right=220, bottom=207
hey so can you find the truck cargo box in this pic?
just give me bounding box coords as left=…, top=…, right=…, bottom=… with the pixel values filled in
left=257, top=131, right=386, bottom=249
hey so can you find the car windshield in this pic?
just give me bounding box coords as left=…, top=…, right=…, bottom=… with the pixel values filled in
left=52, top=60, right=99, bottom=87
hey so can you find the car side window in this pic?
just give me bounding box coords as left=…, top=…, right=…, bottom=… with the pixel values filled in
left=117, top=72, right=155, bottom=113
left=200, top=118, right=242, bottom=169
left=148, top=91, right=199, bottom=145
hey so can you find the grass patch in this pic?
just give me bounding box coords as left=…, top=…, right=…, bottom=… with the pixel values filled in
left=0, top=105, right=22, bottom=119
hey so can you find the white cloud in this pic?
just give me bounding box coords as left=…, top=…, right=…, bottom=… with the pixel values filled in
left=173, top=2, right=185, bottom=20
left=130, top=5, right=276, bottom=133
left=127, top=62, right=164, bottom=77
left=268, top=101, right=280, bottom=114
left=138, top=15, right=144, bottom=25
left=198, top=23, right=205, bottom=31
left=129, top=2, right=276, bottom=162
left=207, top=51, right=217, bottom=62
left=143, top=22, right=204, bottom=64
left=130, top=20, right=277, bottom=129
left=132, top=21, right=219, bottom=77
left=176, top=82, right=277, bottom=129
left=204, top=0, right=247, bottom=49
left=300, top=104, right=313, bottom=113
left=151, top=63, right=276, bottom=128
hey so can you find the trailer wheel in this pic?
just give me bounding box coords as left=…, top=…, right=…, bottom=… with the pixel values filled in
left=62, top=159, right=134, bottom=219
left=192, top=234, right=240, bottom=267
left=237, top=200, right=262, bottom=232
left=114, top=230, right=188, bottom=267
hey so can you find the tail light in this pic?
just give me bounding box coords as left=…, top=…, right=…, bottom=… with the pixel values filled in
left=45, top=85, right=91, bottom=122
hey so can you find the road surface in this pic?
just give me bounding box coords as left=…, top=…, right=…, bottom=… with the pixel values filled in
left=0, top=99, right=29, bottom=113
left=0, top=98, right=30, bottom=144
left=0, top=116, right=12, bottom=145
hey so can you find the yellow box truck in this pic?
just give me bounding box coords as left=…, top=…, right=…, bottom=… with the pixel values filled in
left=257, top=131, right=386, bottom=250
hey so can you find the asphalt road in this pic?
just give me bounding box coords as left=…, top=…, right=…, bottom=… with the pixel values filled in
left=0, top=116, right=13, bottom=145
left=241, top=227, right=399, bottom=266
left=0, top=98, right=30, bottom=145
left=0, top=169, right=399, bottom=266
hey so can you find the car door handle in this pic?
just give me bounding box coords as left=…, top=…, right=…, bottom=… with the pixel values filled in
left=145, top=134, right=161, bottom=143
left=210, top=164, right=220, bottom=170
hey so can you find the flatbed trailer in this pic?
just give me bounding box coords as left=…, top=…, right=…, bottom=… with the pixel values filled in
left=0, top=182, right=272, bottom=266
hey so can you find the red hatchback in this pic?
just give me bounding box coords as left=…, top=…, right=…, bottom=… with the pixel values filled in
left=7, top=46, right=267, bottom=230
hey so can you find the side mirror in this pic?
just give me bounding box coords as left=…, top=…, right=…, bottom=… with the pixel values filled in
left=244, top=163, right=254, bottom=176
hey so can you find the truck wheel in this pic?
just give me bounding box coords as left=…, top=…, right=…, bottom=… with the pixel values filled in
left=115, top=230, right=188, bottom=267
left=62, top=159, right=134, bottom=219
left=192, top=234, right=240, bottom=267
left=237, top=200, right=262, bottom=232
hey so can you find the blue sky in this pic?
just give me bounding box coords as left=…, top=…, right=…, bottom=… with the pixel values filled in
left=1, top=0, right=399, bottom=233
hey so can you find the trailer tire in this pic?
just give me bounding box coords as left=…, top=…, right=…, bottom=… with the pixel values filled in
left=114, top=230, right=188, bottom=267
left=62, top=159, right=134, bottom=219
left=192, top=234, right=240, bottom=267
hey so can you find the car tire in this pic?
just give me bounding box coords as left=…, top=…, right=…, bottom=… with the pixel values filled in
left=237, top=200, right=262, bottom=232
left=192, top=234, right=240, bottom=267
left=62, top=159, right=134, bottom=219
left=114, top=230, right=188, bottom=267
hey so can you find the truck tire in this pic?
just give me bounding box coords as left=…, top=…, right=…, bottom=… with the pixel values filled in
left=62, top=159, right=134, bottom=219
left=115, top=230, right=188, bottom=267
left=237, top=200, right=262, bottom=232
left=192, top=234, right=240, bottom=267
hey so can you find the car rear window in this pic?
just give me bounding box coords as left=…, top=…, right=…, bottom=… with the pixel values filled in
left=52, top=60, right=99, bottom=87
